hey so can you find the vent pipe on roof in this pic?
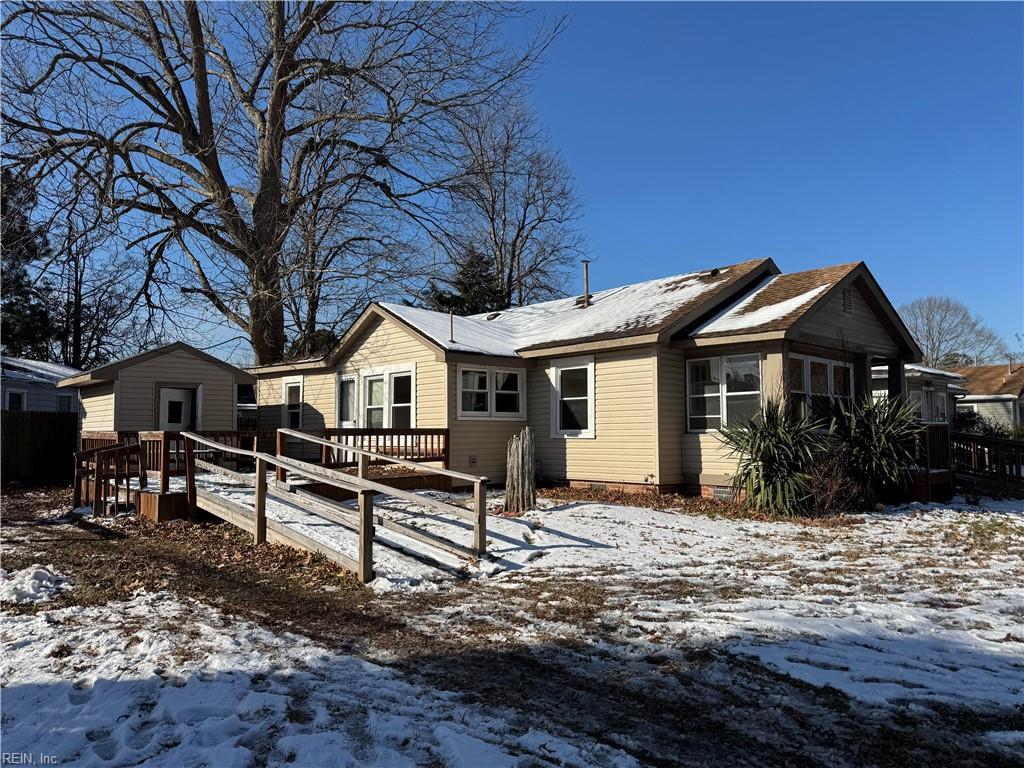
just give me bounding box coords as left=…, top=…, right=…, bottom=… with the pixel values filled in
left=580, top=259, right=591, bottom=308
left=449, top=312, right=454, bottom=344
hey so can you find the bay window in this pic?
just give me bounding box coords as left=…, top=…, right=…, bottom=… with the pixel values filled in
left=551, top=356, right=594, bottom=438
left=687, top=354, right=761, bottom=431
left=787, top=355, right=853, bottom=418
left=457, top=365, right=526, bottom=419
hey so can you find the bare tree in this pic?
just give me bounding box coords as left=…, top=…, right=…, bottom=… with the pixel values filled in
left=900, top=296, right=1007, bottom=368
left=3, top=2, right=560, bottom=363
left=447, top=103, right=583, bottom=307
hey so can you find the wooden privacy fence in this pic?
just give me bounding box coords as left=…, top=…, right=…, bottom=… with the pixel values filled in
left=285, top=427, right=449, bottom=469
left=73, top=441, right=146, bottom=512
left=951, top=432, right=1024, bottom=485
left=277, top=427, right=489, bottom=555
left=3, top=411, right=79, bottom=485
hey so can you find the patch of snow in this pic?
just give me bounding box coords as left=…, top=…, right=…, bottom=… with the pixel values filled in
left=0, top=592, right=636, bottom=767
left=0, top=565, right=71, bottom=603
left=694, top=278, right=831, bottom=335
left=380, top=265, right=737, bottom=355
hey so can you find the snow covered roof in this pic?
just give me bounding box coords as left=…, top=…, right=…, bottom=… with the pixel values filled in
left=1, top=356, right=79, bottom=385
left=871, top=363, right=967, bottom=382
left=380, top=258, right=771, bottom=357
left=693, top=263, right=860, bottom=338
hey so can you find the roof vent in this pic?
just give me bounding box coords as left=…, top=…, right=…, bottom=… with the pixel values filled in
left=485, top=312, right=501, bottom=321
left=577, top=259, right=592, bottom=308
left=842, top=288, right=854, bottom=314
left=709, top=268, right=720, bottom=277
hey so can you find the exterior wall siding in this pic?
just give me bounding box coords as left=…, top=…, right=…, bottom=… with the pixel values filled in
left=795, top=282, right=899, bottom=357
left=80, top=383, right=116, bottom=431
left=116, top=349, right=236, bottom=431
left=967, top=399, right=1016, bottom=427
left=1, top=380, right=78, bottom=413
left=529, top=346, right=659, bottom=486
left=655, top=346, right=685, bottom=486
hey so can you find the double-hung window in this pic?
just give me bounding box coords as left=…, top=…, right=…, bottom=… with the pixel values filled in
left=787, top=355, right=853, bottom=418
left=687, top=354, right=762, bottom=431
left=282, top=377, right=303, bottom=429
left=364, top=376, right=385, bottom=428
left=551, top=357, right=594, bottom=438
left=457, top=366, right=526, bottom=419
left=390, top=372, right=413, bottom=429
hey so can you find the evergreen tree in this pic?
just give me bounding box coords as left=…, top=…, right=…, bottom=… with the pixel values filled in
left=1, top=170, right=56, bottom=358
left=421, top=247, right=505, bottom=316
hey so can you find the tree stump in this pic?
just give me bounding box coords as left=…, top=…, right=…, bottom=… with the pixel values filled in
left=505, top=426, right=536, bottom=515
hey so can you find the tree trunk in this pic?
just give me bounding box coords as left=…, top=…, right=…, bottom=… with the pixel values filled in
left=248, top=259, right=286, bottom=364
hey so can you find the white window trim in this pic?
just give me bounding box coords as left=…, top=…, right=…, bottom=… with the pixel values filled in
left=354, top=364, right=416, bottom=428
left=550, top=356, right=595, bottom=439
left=686, top=354, right=762, bottom=433
left=456, top=365, right=527, bottom=421
left=282, top=375, right=303, bottom=430
left=337, top=373, right=357, bottom=428
left=788, top=355, right=854, bottom=415
left=5, top=388, right=27, bottom=411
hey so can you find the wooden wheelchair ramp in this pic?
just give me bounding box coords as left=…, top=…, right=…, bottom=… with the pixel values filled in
left=179, top=431, right=489, bottom=584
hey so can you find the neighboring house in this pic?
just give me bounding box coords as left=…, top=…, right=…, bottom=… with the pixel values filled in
left=871, top=363, right=966, bottom=424
left=1, top=356, right=81, bottom=414
left=57, top=342, right=256, bottom=433
left=251, top=258, right=920, bottom=494
left=952, top=364, right=1024, bottom=429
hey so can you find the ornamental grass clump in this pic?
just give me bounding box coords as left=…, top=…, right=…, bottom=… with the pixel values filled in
left=720, top=400, right=828, bottom=516
left=828, top=397, right=922, bottom=507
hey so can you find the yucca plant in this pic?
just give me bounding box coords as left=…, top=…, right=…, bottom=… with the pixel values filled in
left=720, top=400, right=829, bottom=515
left=828, top=397, right=922, bottom=506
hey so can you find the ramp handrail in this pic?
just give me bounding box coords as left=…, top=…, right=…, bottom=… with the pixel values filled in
left=180, top=431, right=374, bottom=581
left=275, top=428, right=488, bottom=555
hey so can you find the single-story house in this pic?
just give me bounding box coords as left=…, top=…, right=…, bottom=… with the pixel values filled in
left=2, top=356, right=80, bottom=413
left=871, top=363, right=965, bottom=425
left=57, top=342, right=256, bottom=433
left=953, top=364, right=1024, bottom=429
left=250, top=258, right=921, bottom=494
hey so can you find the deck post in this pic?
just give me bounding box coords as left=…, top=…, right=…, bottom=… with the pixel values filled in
left=136, top=443, right=148, bottom=490
left=357, top=452, right=369, bottom=480
left=254, top=456, right=267, bottom=544
left=95, top=457, right=105, bottom=515
left=473, top=478, right=488, bottom=555
left=159, top=431, right=170, bottom=493
left=72, top=457, right=82, bottom=508
left=184, top=436, right=197, bottom=518
left=276, top=430, right=287, bottom=483
left=357, top=488, right=374, bottom=583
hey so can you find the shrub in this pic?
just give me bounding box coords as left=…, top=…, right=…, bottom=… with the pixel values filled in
left=953, top=410, right=1009, bottom=438
left=828, top=397, right=921, bottom=507
left=805, top=456, right=863, bottom=516
left=720, top=400, right=829, bottom=516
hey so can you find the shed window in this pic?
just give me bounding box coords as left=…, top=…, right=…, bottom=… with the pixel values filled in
left=167, top=400, right=183, bottom=425
left=687, top=354, right=761, bottom=431
left=6, top=391, right=24, bottom=412
left=57, top=394, right=74, bottom=412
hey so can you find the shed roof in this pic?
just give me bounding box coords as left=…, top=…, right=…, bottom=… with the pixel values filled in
left=953, top=364, right=1024, bottom=397
left=57, top=342, right=255, bottom=388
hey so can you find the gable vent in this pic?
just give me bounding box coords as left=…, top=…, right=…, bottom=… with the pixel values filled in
left=842, top=288, right=854, bottom=314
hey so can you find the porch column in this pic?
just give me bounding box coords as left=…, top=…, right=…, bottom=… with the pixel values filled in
left=885, top=358, right=904, bottom=400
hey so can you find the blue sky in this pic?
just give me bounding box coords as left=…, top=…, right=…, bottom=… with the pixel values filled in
left=513, top=2, right=1023, bottom=342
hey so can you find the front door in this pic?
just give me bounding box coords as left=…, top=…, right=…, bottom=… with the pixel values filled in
left=159, top=387, right=194, bottom=430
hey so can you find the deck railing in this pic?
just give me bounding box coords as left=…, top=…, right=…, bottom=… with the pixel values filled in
left=296, top=427, right=450, bottom=469
left=73, top=441, right=146, bottom=513
left=916, top=424, right=951, bottom=471
left=951, top=432, right=1024, bottom=483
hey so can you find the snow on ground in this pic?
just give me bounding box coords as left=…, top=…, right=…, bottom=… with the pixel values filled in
left=1, top=591, right=635, bottom=768
left=0, top=565, right=71, bottom=603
